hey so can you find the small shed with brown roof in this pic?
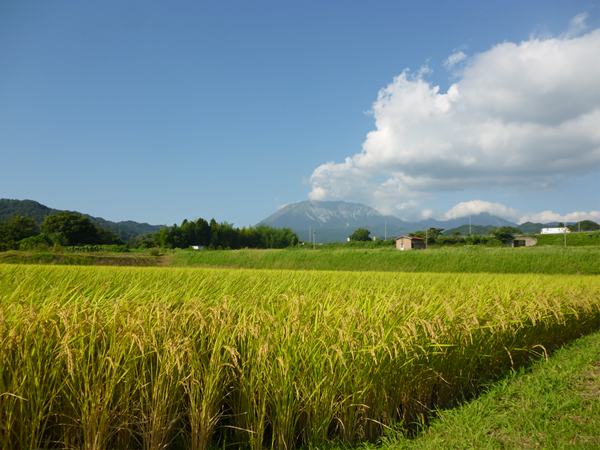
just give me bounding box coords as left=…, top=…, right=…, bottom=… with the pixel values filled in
left=395, top=235, right=426, bottom=250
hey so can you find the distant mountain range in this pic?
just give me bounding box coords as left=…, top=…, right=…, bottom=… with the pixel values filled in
left=0, top=199, right=163, bottom=242
left=259, top=200, right=560, bottom=243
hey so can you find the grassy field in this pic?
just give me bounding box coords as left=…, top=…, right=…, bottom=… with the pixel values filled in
left=171, top=246, right=600, bottom=275
left=373, top=330, right=600, bottom=449
left=1, top=264, right=599, bottom=450
left=533, top=231, right=600, bottom=247
left=1, top=235, right=598, bottom=275
left=0, top=249, right=160, bottom=266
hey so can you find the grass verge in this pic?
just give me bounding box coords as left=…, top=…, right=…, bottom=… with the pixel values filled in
left=369, top=330, right=600, bottom=450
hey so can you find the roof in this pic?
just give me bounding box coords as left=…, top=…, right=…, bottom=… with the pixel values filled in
left=395, top=235, right=425, bottom=241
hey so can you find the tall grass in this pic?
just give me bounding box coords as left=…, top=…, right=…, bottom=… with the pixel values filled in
left=1, top=264, right=599, bottom=449
left=173, top=246, right=600, bottom=274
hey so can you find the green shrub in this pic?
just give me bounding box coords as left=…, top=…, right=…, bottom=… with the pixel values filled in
left=18, top=234, right=52, bottom=251
left=0, top=241, right=19, bottom=252
left=104, top=245, right=130, bottom=253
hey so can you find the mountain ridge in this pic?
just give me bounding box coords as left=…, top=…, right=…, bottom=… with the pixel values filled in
left=0, top=199, right=163, bottom=242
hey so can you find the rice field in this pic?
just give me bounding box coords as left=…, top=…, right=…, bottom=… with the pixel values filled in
left=1, top=264, right=599, bottom=450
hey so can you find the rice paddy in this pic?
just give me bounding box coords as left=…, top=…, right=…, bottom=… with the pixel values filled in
left=1, top=264, right=599, bottom=449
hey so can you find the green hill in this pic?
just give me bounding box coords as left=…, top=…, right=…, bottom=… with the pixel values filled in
left=517, top=221, right=547, bottom=234
left=0, top=199, right=163, bottom=242
left=567, top=220, right=600, bottom=232
left=442, top=224, right=497, bottom=236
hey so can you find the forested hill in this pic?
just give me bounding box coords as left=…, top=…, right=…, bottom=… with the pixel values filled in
left=0, top=199, right=163, bottom=241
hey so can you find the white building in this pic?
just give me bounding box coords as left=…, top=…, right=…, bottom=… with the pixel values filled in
left=541, top=228, right=571, bottom=234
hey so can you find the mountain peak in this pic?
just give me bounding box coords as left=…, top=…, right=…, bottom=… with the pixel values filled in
left=259, top=200, right=400, bottom=229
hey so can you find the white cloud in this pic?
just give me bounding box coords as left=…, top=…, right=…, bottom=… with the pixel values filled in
left=564, top=12, right=589, bottom=38
left=421, top=200, right=600, bottom=225
left=443, top=51, right=467, bottom=69
left=443, top=200, right=521, bottom=221
left=518, top=209, right=600, bottom=224
left=308, top=22, right=600, bottom=217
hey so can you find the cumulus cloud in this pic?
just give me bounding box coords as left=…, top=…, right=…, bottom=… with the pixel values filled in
left=518, top=209, right=600, bottom=224
left=443, top=200, right=521, bottom=221
left=308, top=20, right=600, bottom=217
left=424, top=200, right=600, bottom=225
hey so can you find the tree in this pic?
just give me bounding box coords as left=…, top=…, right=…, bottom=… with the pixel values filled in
left=96, top=227, right=125, bottom=245
left=0, top=215, right=39, bottom=244
left=568, top=220, right=599, bottom=232
left=349, top=228, right=371, bottom=242
left=128, top=233, right=155, bottom=249
left=40, top=212, right=100, bottom=246
left=490, top=226, right=521, bottom=243
left=153, top=226, right=170, bottom=248
left=427, top=227, right=444, bottom=237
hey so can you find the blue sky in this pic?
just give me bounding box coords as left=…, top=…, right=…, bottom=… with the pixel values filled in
left=1, top=1, right=598, bottom=227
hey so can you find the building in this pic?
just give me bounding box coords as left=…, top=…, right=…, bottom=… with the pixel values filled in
left=508, top=237, right=538, bottom=247
left=541, top=228, right=571, bottom=234
left=395, top=236, right=426, bottom=250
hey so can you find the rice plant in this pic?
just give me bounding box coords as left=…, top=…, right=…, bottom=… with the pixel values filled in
left=0, top=264, right=598, bottom=449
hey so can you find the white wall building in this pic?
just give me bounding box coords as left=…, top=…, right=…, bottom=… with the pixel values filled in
left=541, top=228, right=571, bottom=234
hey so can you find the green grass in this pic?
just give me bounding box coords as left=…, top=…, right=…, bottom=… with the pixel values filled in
left=369, top=330, right=600, bottom=449
left=533, top=231, right=600, bottom=247
left=0, top=249, right=160, bottom=266
left=172, top=246, right=600, bottom=274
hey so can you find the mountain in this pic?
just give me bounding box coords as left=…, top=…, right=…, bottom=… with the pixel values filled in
left=442, top=225, right=498, bottom=236
left=259, top=201, right=411, bottom=242
left=260, top=200, right=406, bottom=229
left=258, top=201, right=524, bottom=243
left=517, top=221, right=548, bottom=234
left=0, top=199, right=163, bottom=242
left=411, top=212, right=517, bottom=230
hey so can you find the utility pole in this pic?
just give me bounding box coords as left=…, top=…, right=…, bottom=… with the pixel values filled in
left=426, top=228, right=428, bottom=250
left=385, top=220, right=387, bottom=240
left=309, top=225, right=311, bottom=243
left=313, top=230, right=316, bottom=250
left=469, top=215, right=471, bottom=236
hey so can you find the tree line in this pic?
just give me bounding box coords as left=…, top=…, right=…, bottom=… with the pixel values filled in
left=146, top=218, right=299, bottom=250
left=0, top=212, right=125, bottom=251
left=345, top=226, right=525, bottom=247
left=0, top=213, right=299, bottom=251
